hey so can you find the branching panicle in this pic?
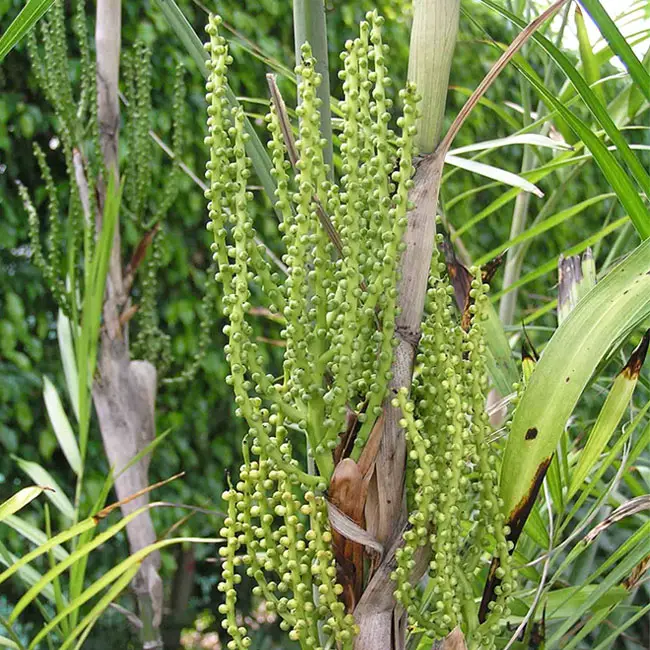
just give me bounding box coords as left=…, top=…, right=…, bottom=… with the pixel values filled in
left=205, top=11, right=512, bottom=649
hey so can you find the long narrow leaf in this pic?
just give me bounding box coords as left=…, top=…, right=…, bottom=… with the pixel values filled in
left=0, top=488, right=45, bottom=523
left=568, top=332, right=649, bottom=499
left=546, top=535, right=648, bottom=645
left=30, top=535, right=219, bottom=650
left=7, top=505, right=156, bottom=623
left=579, top=0, right=650, bottom=103
left=0, top=542, right=57, bottom=604
left=57, top=310, right=80, bottom=422
left=479, top=0, right=650, bottom=238
left=0, top=504, right=156, bottom=589
left=2, top=515, right=69, bottom=562
left=11, top=458, right=74, bottom=521
left=491, top=216, right=629, bottom=301
left=42, top=377, right=81, bottom=476
left=475, top=193, right=614, bottom=266
left=59, top=565, right=139, bottom=650
left=448, top=133, right=572, bottom=155
left=444, top=154, right=544, bottom=196
left=0, top=0, right=55, bottom=62
left=499, top=237, right=650, bottom=545
left=592, top=602, right=650, bottom=650
left=575, top=5, right=605, bottom=105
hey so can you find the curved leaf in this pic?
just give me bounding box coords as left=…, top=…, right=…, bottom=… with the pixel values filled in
left=444, top=154, right=544, bottom=196
left=0, top=487, right=45, bottom=523
left=0, top=0, right=55, bottom=62
left=2, top=515, right=69, bottom=562
left=500, top=237, right=650, bottom=544
left=42, top=377, right=81, bottom=475
left=11, top=458, right=74, bottom=521
left=579, top=0, right=650, bottom=104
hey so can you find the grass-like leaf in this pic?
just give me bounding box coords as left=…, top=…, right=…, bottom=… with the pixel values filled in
left=475, top=193, right=614, bottom=266
left=479, top=0, right=650, bottom=239
left=57, top=309, right=80, bottom=422
left=490, top=216, right=629, bottom=302
left=29, top=535, right=219, bottom=650
left=42, top=377, right=81, bottom=476
left=568, top=332, right=649, bottom=499
left=11, top=458, right=74, bottom=521
left=579, top=0, right=650, bottom=104
left=2, top=514, right=69, bottom=562
left=444, top=154, right=543, bottom=196
left=499, top=236, right=650, bottom=545
left=0, top=487, right=45, bottom=523
left=0, top=0, right=55, bottom=62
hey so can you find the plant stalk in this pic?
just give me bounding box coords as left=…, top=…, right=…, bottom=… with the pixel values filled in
left=94, top=1, right=163, bottom=647
left=354, top=2, right=460, bottom=648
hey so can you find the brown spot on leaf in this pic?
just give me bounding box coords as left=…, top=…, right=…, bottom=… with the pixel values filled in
left=479, top=455, right=553, bottom=622
left=507, top=456, right=553, bottom=548
left=525, top=427, right=538, bottom=440
left=623, top=553, right=650, bottom=590
left=621, top=330, right=650, bottom=380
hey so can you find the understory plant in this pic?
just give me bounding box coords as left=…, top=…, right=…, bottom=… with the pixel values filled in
left=204, top=12, right=513, bottom=649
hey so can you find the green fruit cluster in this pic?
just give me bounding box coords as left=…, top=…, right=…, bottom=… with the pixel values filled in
left=204, top=10, right=513, bottom=648
left=392, top=245, right=513, bottom=647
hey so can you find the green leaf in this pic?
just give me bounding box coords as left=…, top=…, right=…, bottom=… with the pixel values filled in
left=575, top=5, right=604, bottom=105
left=508, top=584, right=628, bottom=622
left=77, top=174, right=121, bottom=462
left=522, top=502, right=549, bottom=548
left=2, top=515, right=69, bottom=562
left=578, top=0, right=650, bottom=104
left=479, top=0, right=650, bottom=239
left=0, top=637, right=19, bottom=649
left=482, top=300, right=519, bottom=396
left=491, top=216, right=629, bottom=302
left=0, top=517, right=94, bottom=588
left=563, top=403, right=650, bottom=529
left=0, top=487, right=45, bottom=523
left=475, top=194, right=614, bottom=266
left=452, top=151, right=581, bottom=239
left=29, top=535, right=219, bottom=650
left=7, top=504, right=156, bottom=623
left=0, top=541, right=57, bottom=604
left=42, top=376, right=81, bottom=476
left=11, top=458, right=75, bottom=521
left=591, top=602, right=650, bottom=650
left=57, top=309, right=79, bottom=422
left=499, top=237, right=650, bottom=544
left=59, top=565, right=139, bottom=650
left=568, top=332, right=649, bottom=499
left=546, top=534, right=648, bottom=645
left=444, top=154, right=543, bottom=196
left=0, top=0, right=55, bottom=63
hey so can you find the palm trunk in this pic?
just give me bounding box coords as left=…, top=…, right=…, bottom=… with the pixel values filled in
left=94, top=1, right=163, bottom=647
left=353, top=1, right=460, bottom=648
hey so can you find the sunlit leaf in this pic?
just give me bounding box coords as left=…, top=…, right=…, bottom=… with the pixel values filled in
left=0, top=487, right=45, bottom=523
left=42, top=376, right=82, bottom=476
left=11, top=458, right=74, bottom=521
left=0, top=0, right=55, bottom=62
